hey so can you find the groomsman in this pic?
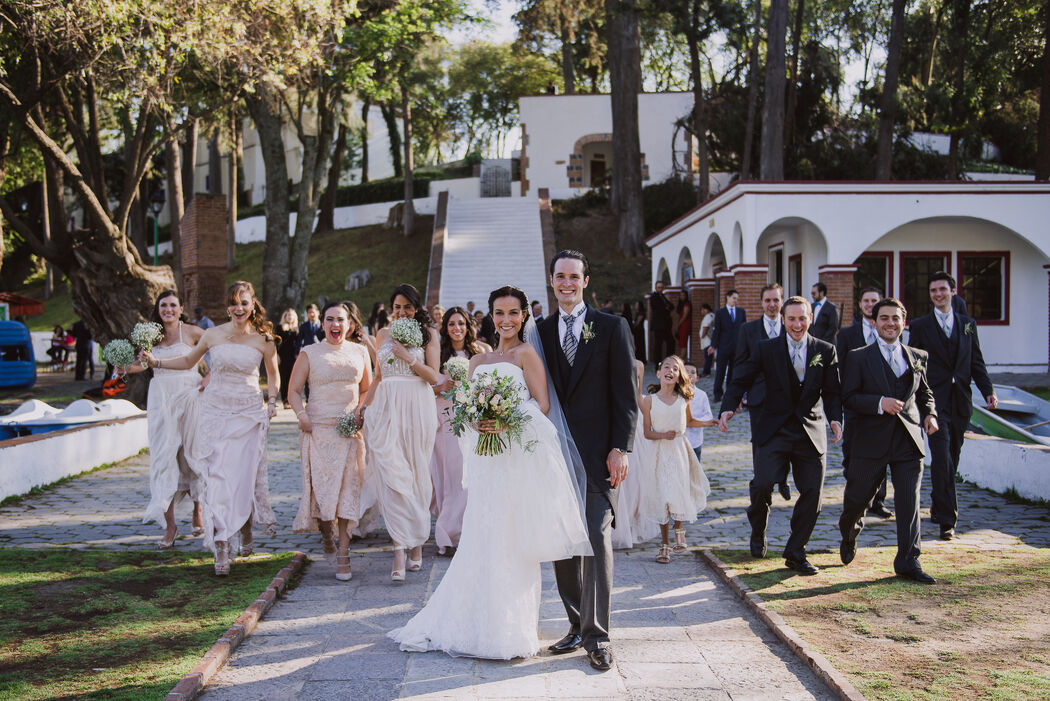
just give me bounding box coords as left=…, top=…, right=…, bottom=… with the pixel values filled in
left=719, top=296, right=842, bottom=575
left=734, top=283, right=791, bottom=501
left=839, top=298, right=939, bottom=583
left=836, top=286, right=893, bottom=519
left=906, top=271, right=997, bottom=540
left=709, top=289, right=747, bottom=402
left=810, top=282, right=839, bottom=343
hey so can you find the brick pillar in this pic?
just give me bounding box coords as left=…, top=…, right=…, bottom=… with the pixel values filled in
left=818, top=264, right=859, bottom=329
left=714, top=270, right=735, bottom=311
left=181, top=194, right=230, bottom=322
left=686, top=278, right=715, bottom=367
left=729, top=264, right=769, bottom=322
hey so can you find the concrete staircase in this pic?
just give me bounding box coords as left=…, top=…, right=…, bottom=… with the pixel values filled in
left=437, top=198, right=549, bottom=313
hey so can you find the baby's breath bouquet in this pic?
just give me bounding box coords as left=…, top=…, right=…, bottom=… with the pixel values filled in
left=336, top=412, right=359, bottom=438
left=387, top=317, right=423, bottom=364
left=101, top=339, right=135, bottom=377
left=443, top=356, right=470, bottom=383
left=448, top=369, right=534, bottom=456
left=130, top=321, right=164, bottom=368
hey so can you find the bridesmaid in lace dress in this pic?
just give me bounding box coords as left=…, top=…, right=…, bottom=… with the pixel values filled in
left=123, top=290, right=205, bottom=547
left=360, top=283, right=440, bottom=581
left=141, top=281, right=279, bottom=575
left=430, top=307, right=490, bottom=555
left=289, top=302, right=373, bottom=580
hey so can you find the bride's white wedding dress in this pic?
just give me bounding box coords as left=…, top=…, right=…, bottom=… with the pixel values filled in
left=389, top=361, right=590, bottom=659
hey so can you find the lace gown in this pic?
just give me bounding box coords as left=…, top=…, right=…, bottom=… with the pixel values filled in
left=430, top=349, right=468, bottom=549
left=365, top=343, right=437, bottom=549
left=293, top=341, right=370, bottom=532
left=390, top=362, right=591, bottom=660
left=142, top=324, right=204, bottom=525
left=197, top=343, right=277, bottom=552
left=639, top=394, right=710, bottom=525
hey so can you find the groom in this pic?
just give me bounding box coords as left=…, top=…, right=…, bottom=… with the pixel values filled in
left=540, top=250, right=638, bottom=671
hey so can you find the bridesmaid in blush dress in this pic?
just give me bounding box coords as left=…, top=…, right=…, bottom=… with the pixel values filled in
left=141, top=281, right=279, bottom=576
left=430, top=306, right=490, bottom=555
left=359, top=283, right=440, bottom=581
left=289, top=302, right=373, bottom=580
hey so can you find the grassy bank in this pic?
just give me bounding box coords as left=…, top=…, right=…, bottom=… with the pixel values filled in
left=0, top=549, right=297, bottom=700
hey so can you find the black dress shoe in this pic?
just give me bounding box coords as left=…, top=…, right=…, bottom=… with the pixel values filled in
left=896, top=567, right=936, bottom=584
left=867, top=504, right=894, bottom=519
left=548, top=633, right=582, bottom=654
left=940, top=526, right=955, bottom=541
left=785, top=558, right=819, bottom=576
left=840, top=535, right=857, bottom=565
left=778, top=481, right=792, bottom=501
left=588, top=647, right=613, bottom=671
left=749, top=531, right=767, bottom=558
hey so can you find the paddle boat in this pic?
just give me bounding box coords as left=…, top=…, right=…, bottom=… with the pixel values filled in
left=0, top=398, right=143, bottom=438
left=969, top=383, right=1050, bottom=448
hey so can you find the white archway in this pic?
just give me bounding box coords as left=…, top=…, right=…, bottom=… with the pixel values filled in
left=701, top=233, right=727, bottom=277
left=755, top=216, right=829, bottom=297
left=676, top=246, right=695, bottom=285
left=656, top=257, right=671, bottom=284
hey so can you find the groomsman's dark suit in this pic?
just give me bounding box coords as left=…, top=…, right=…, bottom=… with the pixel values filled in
left=540, top=306, right=638, bottom=658
left=297, top=319, right=324, bottom=351
left=840, top=342, right=937, bottom=578
left=720, top=334, right=841, bottom=569
left=906, top=310, right=993, bottom=535
left=836, top=320, right=890, bottom=515
left=710, top=304, right=746, bottom=400
left=811, top=299, right=839, bottom=344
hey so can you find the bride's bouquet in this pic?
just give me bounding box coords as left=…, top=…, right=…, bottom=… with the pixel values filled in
left=448, top=369, right=534, bottom=456
left=387, top=317, right=423, bottom=364
left=130, top=321, right=164, bottom=368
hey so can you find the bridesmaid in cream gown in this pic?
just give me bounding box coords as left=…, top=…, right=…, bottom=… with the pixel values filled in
left=360, top=283, right=440, bottom=581
left=289, top=301, right=373, bottom=580
left=141, top=281, right=279, bottom=575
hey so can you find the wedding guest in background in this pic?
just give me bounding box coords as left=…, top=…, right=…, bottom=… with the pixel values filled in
left=640, top=355, right=711, bottom=563
left=122, top=290, right=205, bottom=547
left=683, top=364, right=715, bottom=464
left=698, top=303, right=715, bottom=376
left=675, top=296, right=692, bottom=358
left=368, top=302, right=387, bottom=336
left=276, top=308, right=300, bottom=409
left=298, top=304, right=325, bottom=351
left=430, top=304, right=445, bottom=329
left=71, top=318, right=94, bottom=381
left=631, top=301, right=647, bottom=365
left=531, top=300, right=544, bottom=325
left=194, top=307, right=215, bottom=330
left=289, top=301, right=373, bottom=581
left=649, top=281, right=674, bottom=367
left=430, top=306, right=491, bottom=555
left=344, top=301, right=377, bottom=367
left=810, top=282, right=839, bottom=344
left=478, top=310, right=496, bottom=347
left=47, top=325, right=65, bottom=367
left=140, top=281, right=279, bottom=576
left=709, top=289, right=746, bottom=402
left=360, top=283, right=440, bottom=581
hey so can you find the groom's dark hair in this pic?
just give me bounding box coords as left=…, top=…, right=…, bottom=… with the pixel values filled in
left=549, top=249, right=590, bottom=277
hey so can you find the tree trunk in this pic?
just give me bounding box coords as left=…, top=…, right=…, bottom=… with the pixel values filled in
left=1036, top=0, right=1050, bottom=180
left=207, top=131, right=223, bottom=195
left=401, top=84, right=415, bottom=237
left=317, top=122, right=347, bottom=233
left=783, top=0, right=805, bottom=162
left=760, top=0, right=788, bottom=180
left=227, top=112, right=240, bottom=269
left=40, top=174, right=52, bottom=299
left=130, top=179, right=148, bottom=259
left=181, top=117, right=198, bottom=207
left=689, top=0, right=708, bottom=203
left=741, top=0, right=762, bottom=179
left=947, top=0, right=970, bottom=180
left=360, top=99, right=371, bottom=183
left=876, top=0, right=908, bottom=180
left=246, top=85, right=292, bottom=316
left=381, top=103, right=402, bottom=178
left=560, top=11, right=576, bottom=94
left=606, top=0, right=645, bottom=256
left=164, top=137, right=184, bottom=281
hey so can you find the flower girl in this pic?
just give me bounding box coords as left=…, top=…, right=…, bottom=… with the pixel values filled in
left=639, top=355, right=715, bottom=563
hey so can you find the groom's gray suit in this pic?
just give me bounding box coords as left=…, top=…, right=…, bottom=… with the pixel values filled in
left=540, top=305, right=637, bottom=652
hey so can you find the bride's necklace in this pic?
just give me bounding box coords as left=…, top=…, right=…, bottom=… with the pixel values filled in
left=496, top=341, right=522, bottom=356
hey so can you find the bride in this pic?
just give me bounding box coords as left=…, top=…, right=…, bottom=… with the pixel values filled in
left=389, top=285, right=591, bottom=660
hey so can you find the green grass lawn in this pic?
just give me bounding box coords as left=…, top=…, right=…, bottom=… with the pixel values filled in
left=0, top=549, right=297, bottom=700
left=718, top=547, right=1050, bottom=700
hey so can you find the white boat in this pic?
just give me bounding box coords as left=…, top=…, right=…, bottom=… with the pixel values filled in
left=970, top=382, right=1050, bottom=447
left=2, top=398, right=144, bottom=438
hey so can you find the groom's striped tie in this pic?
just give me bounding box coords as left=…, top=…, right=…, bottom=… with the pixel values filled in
left=562, top=311, right=581, bottom=366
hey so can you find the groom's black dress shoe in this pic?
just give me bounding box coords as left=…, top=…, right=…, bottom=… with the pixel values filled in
left=778, top=481, right=792, bottom=501
left=840, top=534, right=857, bottom=565
left=548, top=633, right=582, bottom=654
left=588, top=648, right=613, bottom=671
left=749, top=531, right=767, bottom=558
left=896, top=567, right=936, bottom=584
left=785, top=558, right=819, bottom=576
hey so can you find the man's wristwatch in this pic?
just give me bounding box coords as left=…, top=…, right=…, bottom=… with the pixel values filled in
left=613, top=448, right=629, bottom=455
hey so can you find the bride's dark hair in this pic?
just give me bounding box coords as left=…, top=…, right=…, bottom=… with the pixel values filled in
left=487, top=285, right=530, bottom=342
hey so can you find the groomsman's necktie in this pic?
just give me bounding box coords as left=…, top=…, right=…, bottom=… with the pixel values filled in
left=729, top=307, right=735, bottom=322
left=864, top=323, right=875, bottom=346
left=789, top=339, right=806, bottom=381
left=881, top=341, right=905, bottom=377
left=765, top=318, right=778, bottom=338
left=936, top=309, right=953, bottom=337
left=562, top=311, right=581, bottom=366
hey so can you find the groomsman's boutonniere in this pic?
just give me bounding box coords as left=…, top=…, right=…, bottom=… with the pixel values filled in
left=912, top=358, right=927, bottom=374
left=809, top=355, right=824, bottom=368
left=580, top=322, right=596, bottom=344
left=963, top=322, right=976, bottom=336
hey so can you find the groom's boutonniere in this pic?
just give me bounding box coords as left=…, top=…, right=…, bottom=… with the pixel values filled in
left=809, top=355, right=823, bottom=368
left=912, top=357, right=927, bottom=374
left=580, top=321, right=596, bottom=344
left=963, top=321, right=976, bottom=336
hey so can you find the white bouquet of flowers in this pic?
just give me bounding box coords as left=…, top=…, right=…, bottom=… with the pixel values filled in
left=387, top=317, right=423, bottom=364
left=130, top=321, right=164, bottom=368
left=101, top=339, right=135, bottom=376
left=442, top=356, right=470, bottom=383
left=336, top=412, right=359, bottom=438
left=448, top=369, right=535, bottom=456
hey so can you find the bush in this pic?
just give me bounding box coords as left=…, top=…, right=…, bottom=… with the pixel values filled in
left=642, top=177, right=699, bottom=237
left=334, top=175, right=433, bottom=207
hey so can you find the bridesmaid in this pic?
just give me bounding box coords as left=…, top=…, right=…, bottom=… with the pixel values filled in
left=430, top=306, right=490, bottom=555
left=289, top=302, right=373, bottom=581
left=123, top=290, right=205, bottom=547
left=276, top=308, right=300, bottom=409
left=360, top=283, right=440, bottom=581
left=141, top=281, right=279, bottom=576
